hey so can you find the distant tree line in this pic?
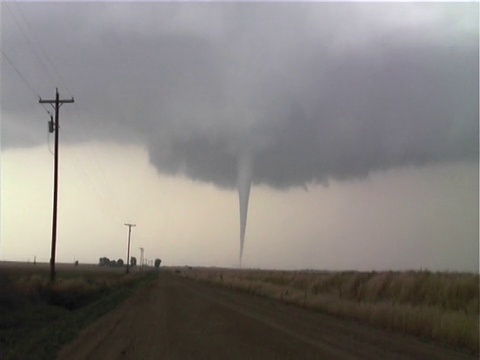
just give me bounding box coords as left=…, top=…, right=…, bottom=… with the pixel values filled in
left=98, top=257, right=125, bottom=267
left=99, top=256, right=162, bottom=268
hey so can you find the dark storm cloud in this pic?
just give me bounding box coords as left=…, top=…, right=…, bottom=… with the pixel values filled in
left=1, top=3, right=478, bottom=188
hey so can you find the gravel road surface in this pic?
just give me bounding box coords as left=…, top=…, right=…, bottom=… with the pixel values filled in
left=57, top=272, right=475, bottom=360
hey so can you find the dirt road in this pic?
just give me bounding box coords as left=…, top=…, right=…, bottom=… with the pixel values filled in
left=57, top=272, right=475, bottom=360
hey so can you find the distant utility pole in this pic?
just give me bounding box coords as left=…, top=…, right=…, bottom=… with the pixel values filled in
left=39, top=88, right=74, bottom=282
left=124, top=223, right=136, bottom=274
left=139, top=247, right=144, bottom=271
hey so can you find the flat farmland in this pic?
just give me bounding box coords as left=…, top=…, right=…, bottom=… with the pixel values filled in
left=0, top=261, right=130, bottom=275
left=57, top=270, right=477, bottom=360
left=0, top=261, right=155, bottom=359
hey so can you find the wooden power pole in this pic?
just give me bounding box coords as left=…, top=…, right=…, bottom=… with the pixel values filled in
left=124, top=223, right=136, bottom=274
left=139, top=247, right=144, bottom=271
left=39, top=88, right=74, bottom=282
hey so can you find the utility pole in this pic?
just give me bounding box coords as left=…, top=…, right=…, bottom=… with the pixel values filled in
left=124, top=223, right=136, bottom=274
left=39, top=88, right=74, bottom=282
left=139, top=247, right=144, bottom=271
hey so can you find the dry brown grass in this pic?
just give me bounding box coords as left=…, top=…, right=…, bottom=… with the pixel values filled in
left=178, top=268, right=479, bottom=353
left=0, top=261, right=143, bottom=308
left=0, top=261, right=157, bottom=360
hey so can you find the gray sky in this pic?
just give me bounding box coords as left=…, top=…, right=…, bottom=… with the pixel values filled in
left=1, top=2, right=478, bottom=271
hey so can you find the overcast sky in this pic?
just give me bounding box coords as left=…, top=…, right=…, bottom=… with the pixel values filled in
left=1, top=2, right=478, bottom=271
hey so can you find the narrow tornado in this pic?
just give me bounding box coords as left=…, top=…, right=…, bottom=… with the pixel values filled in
left=237, top=150, right=253, bottom=266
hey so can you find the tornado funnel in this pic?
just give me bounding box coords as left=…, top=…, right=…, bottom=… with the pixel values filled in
left=237, top=150, right=253, bottom=266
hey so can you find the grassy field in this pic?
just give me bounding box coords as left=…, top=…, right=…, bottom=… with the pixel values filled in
left=0, top=261, right=157, bottom=360
left=178, top=267, right=479, bottom=354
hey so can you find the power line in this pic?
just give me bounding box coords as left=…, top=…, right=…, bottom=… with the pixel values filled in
left=61, top=121, right=122, bottom=215
left=64, top=104, right=123, bottom=212
left=3, top=2, right=57, bottom=88
left=4, top=3, right=128, bottom=263
left=5, top=2, right=131, bottom=242
left=6, top=3, right=122, bottom=218
left=1, top=48, right=41, bottom=98
left=0, top=48, right=52, bottom=116
left=11, top=1, right=74, bottom=97
left=60, top=130, right=122, bottom=222
left=0, top=48, right=122, bottom=218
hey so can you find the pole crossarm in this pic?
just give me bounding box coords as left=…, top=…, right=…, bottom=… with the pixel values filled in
left=39, top=88, right=74, bottom=108
left=39, top=97, right=74, bottom=104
